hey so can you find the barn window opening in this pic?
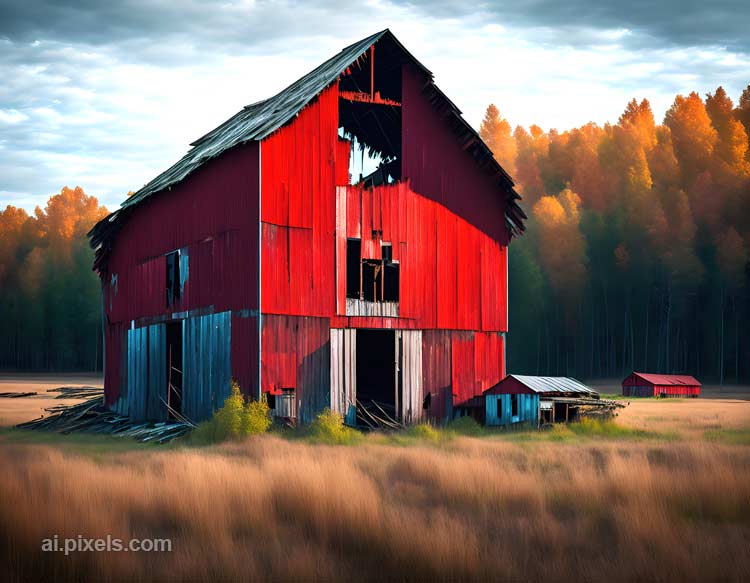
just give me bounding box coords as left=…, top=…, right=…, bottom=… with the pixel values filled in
left=346, top=239, right=362, bottom=299
left=266, top=392, right=276, bottom=410
left=166, top=250, right=180, bottom=305
left=276, top=388, right=296, bottom=419
left=346, top=240, right=399, bottom=303
left=338, top=40, right=402, bottom=186
left=511, top=394, right=519, bottom=418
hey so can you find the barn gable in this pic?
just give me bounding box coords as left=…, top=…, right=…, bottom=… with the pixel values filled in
left=89, top=29, right=525, bottom=272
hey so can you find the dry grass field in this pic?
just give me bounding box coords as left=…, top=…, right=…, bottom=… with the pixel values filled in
left=1, top=377, right=749, bottom=582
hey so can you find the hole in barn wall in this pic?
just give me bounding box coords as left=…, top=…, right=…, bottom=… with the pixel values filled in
left=338, top=41, right=402, bottom=186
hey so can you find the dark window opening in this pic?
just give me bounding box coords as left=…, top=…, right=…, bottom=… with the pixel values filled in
left=166, top=250, right=180, bottom=305
left=346, top=239, right=361, bottom=299
left=511, top=394, right=519, bottom=417
left=166, top=321, right=183, bottom=418
left=361, top=260, right=380, bottom=302
left=266, top=393, right=276, bottom=410
left=347, top=241, right=399, bottom=303
left=383, top=262, right=399, bottom=301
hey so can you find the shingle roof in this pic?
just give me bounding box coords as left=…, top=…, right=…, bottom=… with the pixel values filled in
left=89, top=29, right=526, bottom=270
left=627, top=373, right=701, bottom=386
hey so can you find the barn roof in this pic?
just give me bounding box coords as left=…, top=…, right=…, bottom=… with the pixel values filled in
left=489, top=375, right=599, bottom=396
left=89, top=28, right=525, bottom=271
left=626, top=372, right=701, bottom=386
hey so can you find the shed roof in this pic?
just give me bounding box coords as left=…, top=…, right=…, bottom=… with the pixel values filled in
left=625, top=372, right=701, bottom=386
left=89, top=29, right=526, bottom=271
left=489, top=375, right=599, bottom=396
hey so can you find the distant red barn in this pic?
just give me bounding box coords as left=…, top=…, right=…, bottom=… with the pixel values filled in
left=621, top=372, right=701, bottom=398
left=89, top=29, right=525, bottom=426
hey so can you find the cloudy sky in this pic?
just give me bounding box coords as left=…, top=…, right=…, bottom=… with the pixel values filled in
left=1, top=0, right=748, bottom=211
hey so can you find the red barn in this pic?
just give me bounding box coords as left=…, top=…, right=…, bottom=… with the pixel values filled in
left=89, top=30, right=525, bottom=425
left=621, top=372, right=701, bottom=398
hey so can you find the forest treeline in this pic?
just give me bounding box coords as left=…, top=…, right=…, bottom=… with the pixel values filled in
left=482, top=85, right=750, bottom=383
left=1, top=86, right=749, bottom=381
left=0, top=187, right=107, bottom=370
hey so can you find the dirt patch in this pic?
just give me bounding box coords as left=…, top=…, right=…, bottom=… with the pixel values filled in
left=0, top=374, right=102, bottom=427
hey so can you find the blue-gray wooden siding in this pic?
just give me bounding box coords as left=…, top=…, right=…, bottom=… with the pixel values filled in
left=182, top=310, right=232, bottom=422
left=125, top=323, right=167, bottom=421
left=485, top=394, right=539, bottom=426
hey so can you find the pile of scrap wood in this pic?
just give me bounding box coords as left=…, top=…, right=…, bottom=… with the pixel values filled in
left=557, top=397, right=627, bottom=419
left=48, top=386, right=104, bottom=399
left=356, top=399, right=404, bottom=430
left=0, top=391, right=37, bottom=398
left=16, top=396, right=192, bottom=443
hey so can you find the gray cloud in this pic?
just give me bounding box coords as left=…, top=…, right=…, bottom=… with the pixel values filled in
left=1, top=0, right=748, bottom=55
left=0, top=0, right=748, bottom=212
left=400, top=0, right=750, bottom=52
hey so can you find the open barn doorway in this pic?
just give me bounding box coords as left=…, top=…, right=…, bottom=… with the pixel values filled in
left=356, top=329, right=400, bottom=428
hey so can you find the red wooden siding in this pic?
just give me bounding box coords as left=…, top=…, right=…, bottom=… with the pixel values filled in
left=260, top=84, right=339, bottom=318
left=103, top=320, right=126, bottom=406
left=402, top=64, right=510, bottom=247
left=622, top=373, right=701, bottom=397
left=261, top=315, right=331, bottom=422
left=421, top=330, right=452, bottom=419
left=332, top=183, right=508, bottom=332
left=421, top=330, right=505, bottom=410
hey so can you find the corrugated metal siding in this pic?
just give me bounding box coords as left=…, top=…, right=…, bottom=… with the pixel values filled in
left=261, top=315, right=331, bottom=423
left=182, top=311, right=232, bottom=422
left=486, top=394, right=539, bottom=426
left=624, top=372, right=701, bottom=386
left=489, top=375, right=597, bottom=396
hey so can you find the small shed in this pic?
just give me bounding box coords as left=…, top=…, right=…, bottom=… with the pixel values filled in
left=484, top=375, right=599, bottom=427
left=622, top=373, right=701, bottom=398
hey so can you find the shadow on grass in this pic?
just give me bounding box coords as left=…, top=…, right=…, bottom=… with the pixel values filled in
left=487, top=418, right=679, bottom=443
left=0, top=427, right=162, bottom=457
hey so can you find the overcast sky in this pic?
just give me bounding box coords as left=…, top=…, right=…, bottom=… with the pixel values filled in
left=1, top=0, right=748, bottom=211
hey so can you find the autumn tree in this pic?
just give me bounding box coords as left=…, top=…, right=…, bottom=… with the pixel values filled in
left=479, top=104, right=517, bottom=173
left=0, top=187, right=107, bottom=371
left=664, top=92, right=718, bottom=184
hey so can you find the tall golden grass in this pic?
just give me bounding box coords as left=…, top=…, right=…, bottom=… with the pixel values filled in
left=2, top=437, right=749, bottom=582
left=0, top=437, right=750, bottom=581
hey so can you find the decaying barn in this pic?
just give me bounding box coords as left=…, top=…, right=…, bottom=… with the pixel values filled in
left=484, top=375, right=606, bottom=427
left=622, top=373, right=701, bottom=398
left=88, top=29, right=526, bottom=426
